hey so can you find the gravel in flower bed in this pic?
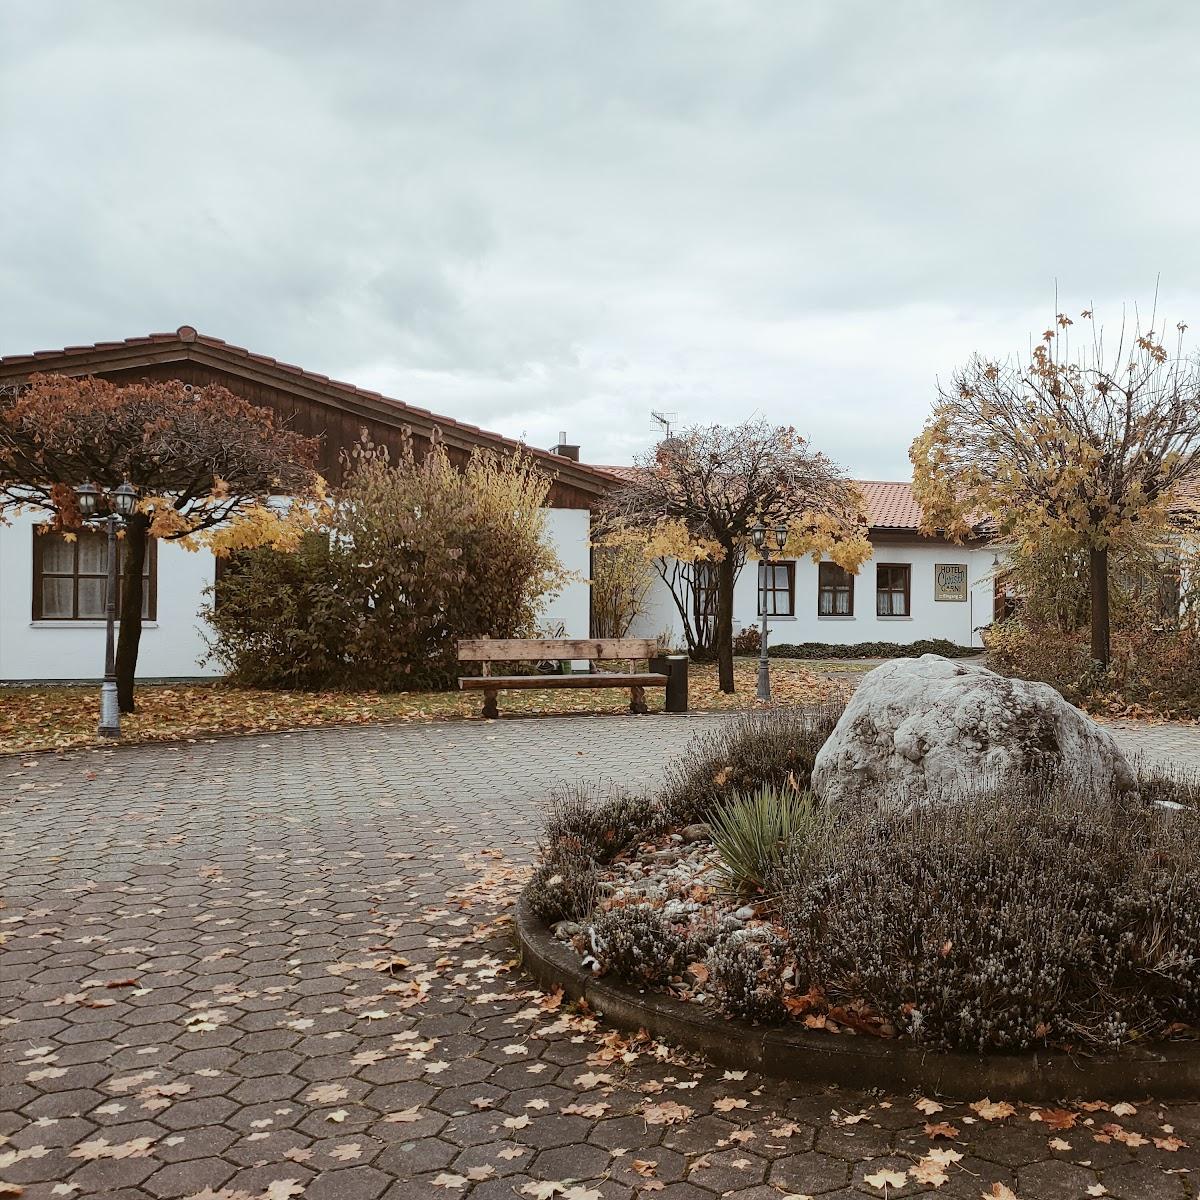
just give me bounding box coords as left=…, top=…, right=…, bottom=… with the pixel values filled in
left=552, top=825, right=895, bottom=1036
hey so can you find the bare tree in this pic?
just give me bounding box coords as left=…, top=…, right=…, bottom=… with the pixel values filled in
left=911, top=306, right=1200, bottom=668
left=600, top=419, right=868, bottom=692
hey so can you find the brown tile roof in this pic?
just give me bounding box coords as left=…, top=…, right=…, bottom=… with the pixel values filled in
left=0, top=326, right=614, bottom=498
left=591, top=467, right=932, bottom=533
left=1171, top=472, right=1200, bottom=516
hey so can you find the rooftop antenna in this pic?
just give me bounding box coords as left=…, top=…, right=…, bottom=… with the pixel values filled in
left=650, top=409, right=676, bottom=439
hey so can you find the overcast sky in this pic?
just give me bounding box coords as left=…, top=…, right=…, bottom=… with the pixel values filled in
left=3, top=2, right=1198, bottom=478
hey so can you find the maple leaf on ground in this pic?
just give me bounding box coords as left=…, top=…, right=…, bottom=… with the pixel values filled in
left=910, top=1156, right=949, bottom=1187
left=982, top=1184, right=1018, bottom=1200
left=561, top=1188, right=603, bottom=1200
left=1154, top=1135, right=1188, bottom=1151
left=971, top=1099, right=1016, bottom=1121
left=924, top=1121, right=960, bottom=1140
left=642, top=1100, right=694, bottom=1126
left=915, top=1097, right=944, bottom=1115
left=263, top=1182, right=306, bottom=1200
left=863, top=1167, right=909, bottom=1191
left=432, top=1174, right=468, bottom=1190
left=520, top=1183, right=565, bottom=1199
left=1109, top=1101, right=1138, bottom=1116
left=383, top=1106, right=423, bottom=1123
left=1032, top=1107, right=1077, bottom=1130
left=303, top=1083, right=348, bottom=1105
left=497, top=1146, right=527, bottom=1161
left=713, top=1096, right=747, bottom=1112
left=1048, top=1137, right=1072, bottom=1151
left=328, top=1143, right=361, bottom=1162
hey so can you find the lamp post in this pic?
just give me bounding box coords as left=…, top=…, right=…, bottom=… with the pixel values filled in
left=74, top=480, right=139, bottom=737
left=751, top=520, right=789, bottom=702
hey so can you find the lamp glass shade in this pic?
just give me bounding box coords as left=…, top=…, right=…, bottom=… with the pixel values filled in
left=75, top=481, right=101, bottom=517
left=750, top=523, right=766, bottom=550
left=774, top=523, right=788, bottom=550
left=112, top=481, right=138, bottom=517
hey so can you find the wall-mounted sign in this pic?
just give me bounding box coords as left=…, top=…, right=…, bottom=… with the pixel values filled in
left=934, top=563, right=968, bottom=602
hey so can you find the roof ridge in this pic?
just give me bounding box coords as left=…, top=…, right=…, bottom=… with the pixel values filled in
left=0, top=326, right=615, bottom=490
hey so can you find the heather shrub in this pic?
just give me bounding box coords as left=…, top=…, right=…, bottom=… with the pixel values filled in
left=589, top=902, right=695, bottom=986
left=706, top=927, right=788, bottom=1022
left=525, top=849, right=599, bottom=923
left=782, top=773, right=1200, bottom=1051
left=707, top=786, right=818, bottom=895
left=542, top=782, right=661, bottom=863
left=659, top=703, right=842, bottom=826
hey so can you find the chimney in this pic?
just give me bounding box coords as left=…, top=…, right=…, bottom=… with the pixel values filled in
left=551, top=430, right=580, bottom=461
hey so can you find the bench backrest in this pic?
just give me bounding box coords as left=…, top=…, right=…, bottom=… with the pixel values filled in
left=457, top=637, right=658, bottom=663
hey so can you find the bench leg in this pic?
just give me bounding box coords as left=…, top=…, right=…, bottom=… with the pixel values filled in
left=630, top=685, right=647, bottom=715
left=482, top=688, right=500, bottom=719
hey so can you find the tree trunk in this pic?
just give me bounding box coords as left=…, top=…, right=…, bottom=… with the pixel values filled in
left=1089, top=544, right=1111, bottom=671
left=716, top=554, right=736, bottom=693
left=115, top=513, right=150, bottom=713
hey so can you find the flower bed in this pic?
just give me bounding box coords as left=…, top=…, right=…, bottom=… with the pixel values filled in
left=524, top=705, right=1200, bottom=1073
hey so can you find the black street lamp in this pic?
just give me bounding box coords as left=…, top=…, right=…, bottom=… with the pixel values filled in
left=74, top=480, right=140, bottom=737
left=751, top=520, right=789, bottom=702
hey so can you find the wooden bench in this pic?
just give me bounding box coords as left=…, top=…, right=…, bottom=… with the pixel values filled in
left=457, top=638, right=669, bottom=718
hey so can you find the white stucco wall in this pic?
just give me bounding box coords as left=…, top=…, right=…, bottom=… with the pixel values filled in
left=0, top=505, right=594, bottom=682
left=631, top=539, right=999, bottom=650
left=0, top=509, right=219, bottom=681
left=539, top=507, right=591, bottom=638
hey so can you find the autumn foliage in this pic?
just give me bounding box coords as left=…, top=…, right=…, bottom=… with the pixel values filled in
left=206, top=433, right=567, bottom=690
left=0, top=373, right=321, bottom=709
left=599, top=420, right=869, bottom=691
left=911, top=306, right=1200, bottom=667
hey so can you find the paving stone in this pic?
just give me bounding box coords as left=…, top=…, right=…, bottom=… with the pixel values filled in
left=2, top=712, right=1197, bottom=1198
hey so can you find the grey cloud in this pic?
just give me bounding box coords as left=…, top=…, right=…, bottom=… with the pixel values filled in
left=2, top=0, right=1197, bottom=479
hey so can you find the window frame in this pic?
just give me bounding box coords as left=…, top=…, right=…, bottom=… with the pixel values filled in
left=817, top=561, right=855, bottom=617
left=757, top=560, right=796, bottom=617
left=32, top=528, right=158, bottom=622
left=875, top=562, right=912, bottom=617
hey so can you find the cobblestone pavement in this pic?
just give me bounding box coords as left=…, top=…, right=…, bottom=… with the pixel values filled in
left=2, top=714, right=1198, bottom=1200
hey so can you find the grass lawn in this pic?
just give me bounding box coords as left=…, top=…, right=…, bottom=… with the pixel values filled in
left=0, top=658, right=847, bottom=755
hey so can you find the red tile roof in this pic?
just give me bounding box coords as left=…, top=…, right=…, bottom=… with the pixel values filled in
left=1171, top=473, right=1200, bottom=516
left=591, top=467, right=931, bottom=532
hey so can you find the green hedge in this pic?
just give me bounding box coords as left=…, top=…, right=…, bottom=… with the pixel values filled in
left=766, top=638, right=978, bottom=660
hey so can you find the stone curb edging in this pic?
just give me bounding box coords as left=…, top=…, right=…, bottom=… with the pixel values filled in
left=515, top=894, right=1200, bottom=1101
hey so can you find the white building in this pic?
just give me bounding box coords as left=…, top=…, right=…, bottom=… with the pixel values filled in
left=594, top=471, right=997, bottom=652
left=0, top=327, right=998, bottom=683
left=0, top=328, right=600, bottom=682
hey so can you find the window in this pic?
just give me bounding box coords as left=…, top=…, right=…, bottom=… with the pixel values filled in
left=876, top=563, right=911, bottom=616
left=758, top=561, right=795, bottom=616
left=33, top=530, right=156, bottom=621
left=818, top=562, right=854, bottom=616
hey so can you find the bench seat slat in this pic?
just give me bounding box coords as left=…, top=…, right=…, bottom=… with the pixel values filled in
left=459, top=672, right=668, bottom=690
left=457, top=637, right=658, bottom=662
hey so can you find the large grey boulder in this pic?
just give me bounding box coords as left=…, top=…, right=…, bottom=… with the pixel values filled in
left=811, top=654, right=1134, bottom=809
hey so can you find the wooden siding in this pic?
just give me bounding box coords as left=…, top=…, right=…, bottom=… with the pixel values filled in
left=0, top=338, right=607, bottom=510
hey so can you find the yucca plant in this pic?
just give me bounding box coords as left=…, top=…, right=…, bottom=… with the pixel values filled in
left=708, top=785, right=817, bottom=895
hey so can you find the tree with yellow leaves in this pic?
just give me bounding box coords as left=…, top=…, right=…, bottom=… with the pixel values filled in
left=600, top=419, right=870, bottom=692
left=911, top=306, right=1200, bottom=669
left=0, top=374, right=321, bottom=710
